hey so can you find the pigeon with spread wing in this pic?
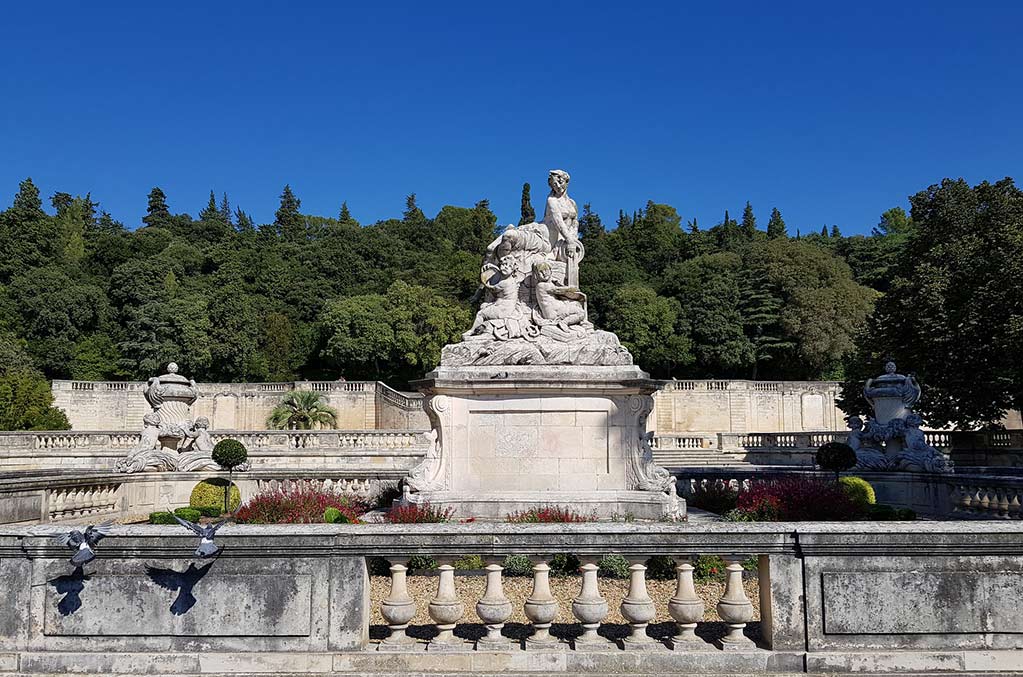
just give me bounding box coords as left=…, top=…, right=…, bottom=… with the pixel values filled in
left=172, top=513, right=229, bottom=559
left=50, top=521, right=114, bottom=566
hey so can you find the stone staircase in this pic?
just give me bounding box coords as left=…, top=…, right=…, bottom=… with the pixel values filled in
left=653, top=448, right=751, bottom=467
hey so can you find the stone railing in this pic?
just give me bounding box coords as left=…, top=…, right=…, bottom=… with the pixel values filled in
left=0, top=469, right=408, bottom=525
left=658, top=379, right=840, bottom=393
left=0, top=429, right=431, bottom=472
left=676, top=466, right=1023, bottom=520
left=56, top=379, right=377, bottom=395
left=3, top=522, right=1023, bottom=674
left=648, top=433, right=718, bottom=450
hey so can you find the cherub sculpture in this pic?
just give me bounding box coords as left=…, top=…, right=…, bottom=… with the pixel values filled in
left=530, top=260, right=588, bottom=331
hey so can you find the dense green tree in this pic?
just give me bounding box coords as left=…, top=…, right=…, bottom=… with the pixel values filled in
left=602, top=284, right=693, bottom=376
left=741, top=201, right=756, bottom=240
left=519, top=183, right=535, bottom=225
left=0, top=368, right=70, bottom=430
left=841, top=178, right=1023, bottom=427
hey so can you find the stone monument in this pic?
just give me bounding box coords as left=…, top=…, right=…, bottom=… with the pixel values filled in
left=115, top=362, right=225, bottom=473
left=848, top=360, right=952, bottom=473
left=407, top=170, right=681, bottom=519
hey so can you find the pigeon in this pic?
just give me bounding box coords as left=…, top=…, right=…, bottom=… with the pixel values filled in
left=51, top=521, right=113, bottom=566
left=171, top=513, right=229, bottom=559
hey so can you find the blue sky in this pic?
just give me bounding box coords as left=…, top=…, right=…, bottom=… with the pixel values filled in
left=1, top=1, right=1020, bottom=235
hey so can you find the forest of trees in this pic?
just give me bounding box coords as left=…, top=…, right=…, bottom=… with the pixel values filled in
left=1, top=175, right=1020, bottom=429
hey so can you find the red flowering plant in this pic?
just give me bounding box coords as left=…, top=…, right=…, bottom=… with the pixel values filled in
left=730, top=476, right=865, bottom=522
left=505, top=506, right=596, bottom=523
left=384, top=502, right=454, bottom=523
left=235, top=485, right=366, bottom=524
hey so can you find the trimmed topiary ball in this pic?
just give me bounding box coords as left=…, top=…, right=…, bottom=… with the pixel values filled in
left=212, top=439, right=248, bottom=470
left=190, top=478, right=241, bottom=512
left=816, top=442, right=857, bottom=472
left=838, top=476, right=876, bottom=509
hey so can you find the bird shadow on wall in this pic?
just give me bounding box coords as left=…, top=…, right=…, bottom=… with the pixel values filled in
left=145, top=560, right=216, bottom=615
left=48, top=566, right=89, bottom=616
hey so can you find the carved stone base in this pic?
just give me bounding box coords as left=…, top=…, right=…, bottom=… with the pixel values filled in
left=409, top=365, right=677, bottom=520
left=440, top=331, right=632, bottom=367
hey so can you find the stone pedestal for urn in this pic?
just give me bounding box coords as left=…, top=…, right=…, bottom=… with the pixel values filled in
left=407, top=365, right=680, bottom=520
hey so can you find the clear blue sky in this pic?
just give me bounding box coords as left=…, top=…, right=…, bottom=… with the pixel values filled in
left=2, top=1, right=1020, bottom=235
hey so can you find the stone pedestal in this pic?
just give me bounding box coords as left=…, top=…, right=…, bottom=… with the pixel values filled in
left=407, top=365, right=682, bottom=520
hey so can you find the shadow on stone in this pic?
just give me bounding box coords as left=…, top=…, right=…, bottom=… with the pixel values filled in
left=49, top=566, right=89, bottom=616
left=145, top=561, right=215, bottom=615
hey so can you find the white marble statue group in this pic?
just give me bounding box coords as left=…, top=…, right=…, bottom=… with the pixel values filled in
left=441, top=170, right=632, bottom=366
left=115, top=362, right=234, bottom=473
left=847, top=361, right=952, bottom=474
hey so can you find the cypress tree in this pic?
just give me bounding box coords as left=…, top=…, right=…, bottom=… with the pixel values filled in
left=199, top=190, right=221, bottom=222
left=518, top=183, right=535, bottom=225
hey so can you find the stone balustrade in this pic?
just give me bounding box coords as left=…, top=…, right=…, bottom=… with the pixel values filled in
left=3, top=522, right=1023, bottom=675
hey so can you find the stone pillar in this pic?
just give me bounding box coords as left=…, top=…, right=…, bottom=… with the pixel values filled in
left=523, top=558, right=560, bottom=649
left=716, top=557, right=754, bottom=650
left=379, top=559, right=416, bottom=650
left=475, top=559, right=512, bottom=650
left=427, top=558, right=464, bottom=651
left=667, top=557, right=704, bottom=648
left=620, top=558, right=657, bottom=649
left=571, top=557, right=609, bottom=647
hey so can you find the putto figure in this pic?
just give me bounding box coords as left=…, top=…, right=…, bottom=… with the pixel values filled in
left=442, top=170, right=631, bottom=367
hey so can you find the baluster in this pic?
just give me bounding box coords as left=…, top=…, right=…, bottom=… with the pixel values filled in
left=955, top=485, right=972, bottom=513
left=523, top=558, right=560, bottom=649
left=971, top=487, right=983, bottom=514
left=475, top=559, right=512, bottom=650
left=1009, top=493, right=1022, bottom=520
left=379, top=559, right=417, bottom=649
left=715, top=557, right=754, bottom=649
left=427, top=558, right=464, bottom=650
left=668, top=557, right=704, bottom=648
left=571, top=557, right=609, bottom=647
left=998, top=489, right=1011, bottom=518
left=979, top=488, right=992, bottom=514
left=620, top=558, right=656, bottom=649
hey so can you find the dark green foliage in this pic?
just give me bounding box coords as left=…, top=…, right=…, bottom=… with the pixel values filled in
left=816, top=442, right=857, bottom=472
left=212, top=439, right=248, bottom=470
left=189, top=478, right=241, bottom=511
left=0, top=369, right=70, bottom=430
left=195, top=506, right=223, bottom=518
left=0, top=173, right=1000, bottom=409
left=687, top=481, right=739, bottom=514
left=518, top=183, right=535, bottom=225
left=173, top=507, right=202, bottom=522
left=149, top=511, right=177, bottom=524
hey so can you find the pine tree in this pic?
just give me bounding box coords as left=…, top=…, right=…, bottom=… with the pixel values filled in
left=766, top=208, right=787, bottom=239
left=219, top=193, right=232, bottom=226
left=820, top=225, right=829, bottom=237
left=337, top=201, right=358, bottom=229
left=234, top=208, right=255, bottom=233
left=10, top=178, right=45, bottom=220
left=275, top=184, right=304, bottom=241
left=741, top=201, right=756, bottom=239
left=143, top=187, right=170, bottom=228
left=617, top=210, right=632, bottom=229
left=403, top=193, right=426, bottom=225
left=518, top=183, right=535, bottom=225
left=199, top=190, right=221, bottom=222
left=831, top=225, right=841, bottom=238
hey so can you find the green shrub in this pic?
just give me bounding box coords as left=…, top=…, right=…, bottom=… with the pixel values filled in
left=693, top=555, right=726, bottom=581
left=503, top=555, right=533, bottom=576
left=190, top=478, right=241, bottom=512
left=324, top=506, right=359, bottom=524
left=408, top=555, right=437, bottom=571
left=867, top=503, right=898, bottom=520
left=838, top=476, right=876, bottom=509
left=646, top=555, right=677, bottom=580
left=816, top=442, right=857, bottom=472
left=212, top=438, right=248, bottom=470
left=453, top=555, right=485, bottom=570
left=598, top=554, right=629, bottom=578
left=149, top=511, right=176, bottom=524
left=173, top=507, right=201, bottom=522
left=195, top=506, right=223, bottom=518
left=549, top=553, right=580, bottom=576
left=896, top=508, right=917, bottom=521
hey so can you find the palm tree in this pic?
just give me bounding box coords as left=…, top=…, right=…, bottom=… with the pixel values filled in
left=266, top=391, right=338, bottom=430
